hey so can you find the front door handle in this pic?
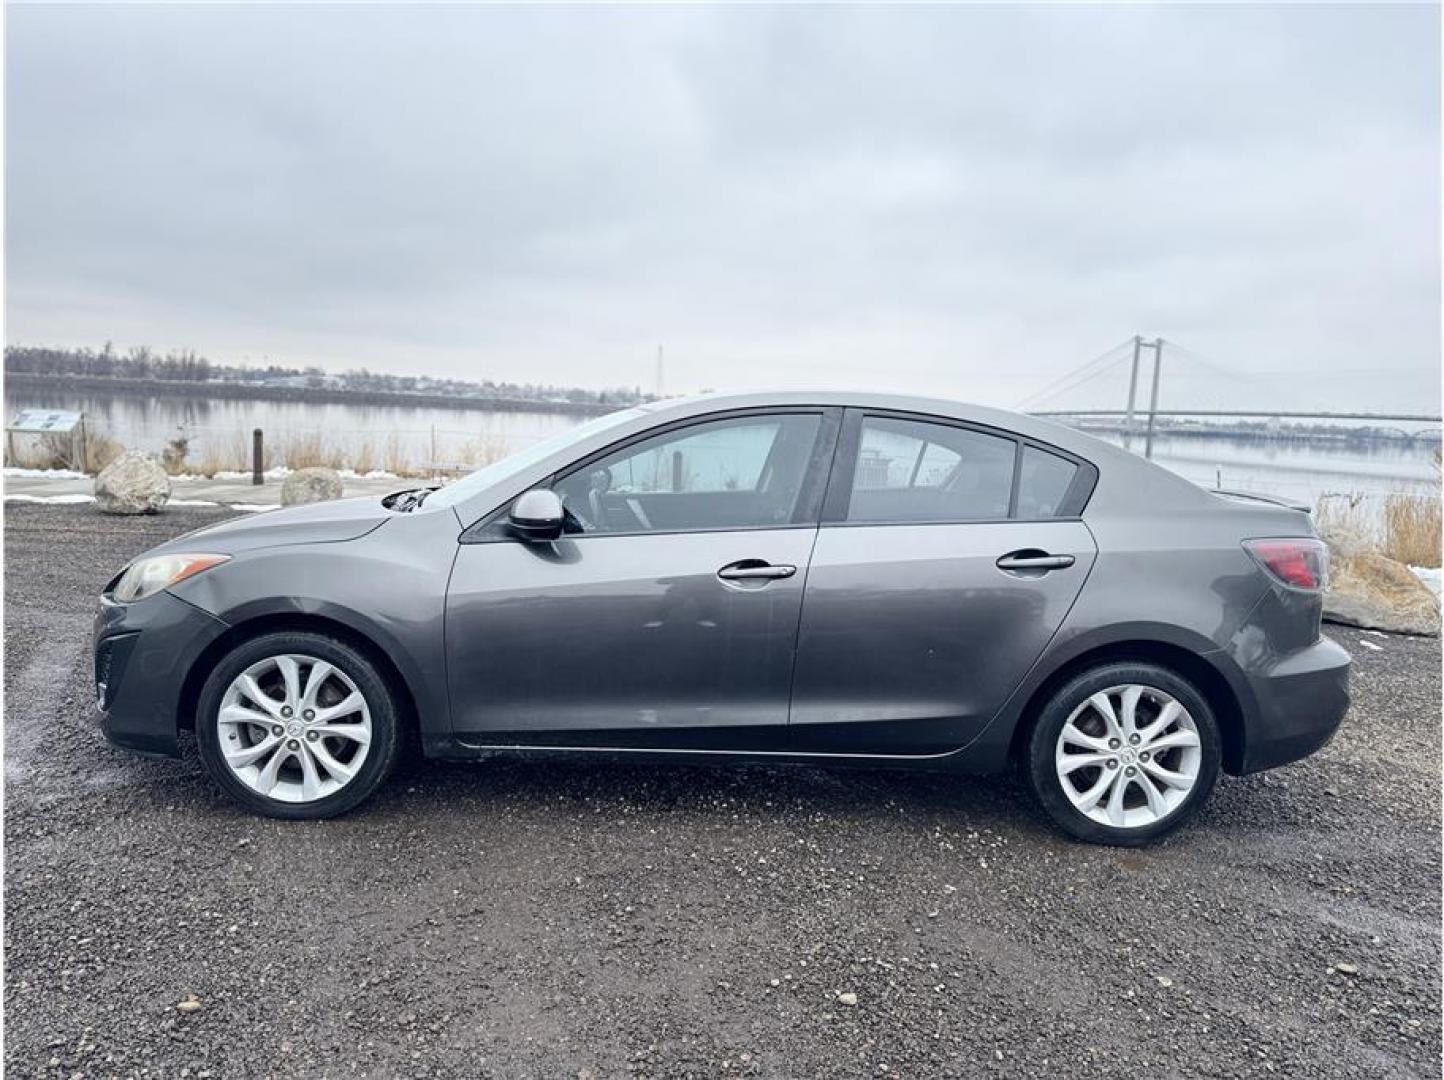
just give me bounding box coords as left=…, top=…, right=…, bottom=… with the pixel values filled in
left=717, top=561, right=797, bottom=581
left=996, top=551, right=1076, bottom=572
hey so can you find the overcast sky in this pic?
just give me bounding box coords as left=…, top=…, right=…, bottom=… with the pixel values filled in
left=6, top=4, right=1440, bottom=412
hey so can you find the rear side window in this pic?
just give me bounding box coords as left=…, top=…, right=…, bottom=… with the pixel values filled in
left=1016, top=445, right=1079, bottom=519
left=846, top=416, right=1015, bottom=523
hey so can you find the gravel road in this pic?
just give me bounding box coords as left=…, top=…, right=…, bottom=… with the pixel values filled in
left=4, top=503, right=1440, bottom=1078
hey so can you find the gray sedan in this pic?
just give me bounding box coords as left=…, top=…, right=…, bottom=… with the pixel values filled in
left=93, top=392, right=1350, bottom=844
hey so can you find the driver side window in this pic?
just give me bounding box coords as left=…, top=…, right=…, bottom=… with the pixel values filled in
left=552, top=413, right=822, bottom=535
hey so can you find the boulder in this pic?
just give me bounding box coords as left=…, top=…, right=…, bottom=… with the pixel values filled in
left=281, top=467, right=344, bottom=507
left=1320, top=523, right=1440, bottom=636
left=94, top=450, right=170, bottom=515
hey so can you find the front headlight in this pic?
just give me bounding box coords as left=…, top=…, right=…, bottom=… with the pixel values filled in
left=112, top=553, right=230, bottom=603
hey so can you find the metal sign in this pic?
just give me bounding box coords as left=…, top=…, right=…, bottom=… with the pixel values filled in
left=8, top=409, right=83, bottom=433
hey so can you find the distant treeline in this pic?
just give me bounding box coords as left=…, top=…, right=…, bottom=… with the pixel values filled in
left=1063, top=416, right=1441, bottom=445
left=3, top=343, right=653, bottom=406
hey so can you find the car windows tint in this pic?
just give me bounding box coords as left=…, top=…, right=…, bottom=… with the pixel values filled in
left=847, top=417, right=1014, bottom=524
left=606, top=421, right=778, bottom=494
left=554, top=414, right=822, bottom=534
left=1016, top=445, right=1079, bottom=519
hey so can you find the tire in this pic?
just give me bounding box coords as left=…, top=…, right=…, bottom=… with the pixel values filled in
left=196, top=631, right=402, bottom=820
left=1025, top=661, right=1222, bottom=846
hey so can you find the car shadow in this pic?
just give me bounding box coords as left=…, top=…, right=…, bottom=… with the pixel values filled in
left=165, top=733, right=1300, bottom=851
left=380, top=750, right=1061, bottom=840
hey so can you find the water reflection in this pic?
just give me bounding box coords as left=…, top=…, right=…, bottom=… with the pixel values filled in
left=3, top=386, right=577, bottom=467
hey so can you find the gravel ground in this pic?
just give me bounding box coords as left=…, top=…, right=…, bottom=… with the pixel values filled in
left=4, top=503, right=1441, bottom=1078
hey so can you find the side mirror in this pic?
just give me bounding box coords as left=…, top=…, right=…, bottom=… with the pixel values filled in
left=508, top=489, right=565, bottom=542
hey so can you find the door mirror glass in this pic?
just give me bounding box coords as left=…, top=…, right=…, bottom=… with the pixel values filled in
left=509, top=489, right=565, bottom=542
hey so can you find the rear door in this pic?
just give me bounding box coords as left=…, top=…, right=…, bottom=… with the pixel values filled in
left=788, top=409, right=1098, bottom=755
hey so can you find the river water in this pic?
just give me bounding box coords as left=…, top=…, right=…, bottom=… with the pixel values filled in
left=4, top=385, right=1439, bottom=507
left=3, top=386, right=578, bottom=474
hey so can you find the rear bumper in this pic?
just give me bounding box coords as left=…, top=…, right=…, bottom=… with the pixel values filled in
left=1232, top=635, right=1351, bottom=775
left=93, top=592, right=230, bottom=758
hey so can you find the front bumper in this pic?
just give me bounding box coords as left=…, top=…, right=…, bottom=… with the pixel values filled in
left=1233, top=634, right=1351, bottom=774
left=93, top=592, right=230, bottom=758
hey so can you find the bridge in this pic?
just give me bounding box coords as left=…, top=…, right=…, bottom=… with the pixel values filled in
left=1031, top=409, right=1441, bottom=423
left=1018, top=336, right=1441, bottom=457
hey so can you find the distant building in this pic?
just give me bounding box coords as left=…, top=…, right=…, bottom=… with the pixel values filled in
left=263, top=374, right=345, bottom=390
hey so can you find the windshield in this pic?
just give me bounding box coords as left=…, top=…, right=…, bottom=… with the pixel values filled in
left=425, top=407, right=648, bottom=509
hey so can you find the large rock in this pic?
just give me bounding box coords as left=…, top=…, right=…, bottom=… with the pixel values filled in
left=94, top=450, right=170, bottom=515
left=281, top=467, right=344, bottom=507
left=1320, top=523, right=1440, bottom=636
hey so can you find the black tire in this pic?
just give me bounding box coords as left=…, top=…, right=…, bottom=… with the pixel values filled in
left=195, top=631, right=402, bottom=820
left=1025, top=661, right=1222, bottom=846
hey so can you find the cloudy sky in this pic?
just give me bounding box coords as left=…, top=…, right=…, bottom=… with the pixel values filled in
left=6, top=4, right=1440, bottom=412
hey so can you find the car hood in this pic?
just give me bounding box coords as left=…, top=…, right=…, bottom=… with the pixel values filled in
left=149, top=495, right=392, bottom=556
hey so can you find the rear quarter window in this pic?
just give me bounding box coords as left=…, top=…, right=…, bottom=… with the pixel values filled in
left=1016, top=445, right=1079, bottom=519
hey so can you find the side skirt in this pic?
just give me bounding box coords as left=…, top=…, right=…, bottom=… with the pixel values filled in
left=428, top=739, right=1007, bottom=774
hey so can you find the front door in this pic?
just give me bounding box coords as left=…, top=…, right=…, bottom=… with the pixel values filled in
left=788, top=411, right=1099, bottom=755
left=445, top=409, right=838, bottom=749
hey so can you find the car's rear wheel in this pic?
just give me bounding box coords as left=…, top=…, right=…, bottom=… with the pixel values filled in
left=196, top=631, right=401, bottom=819
left=1025, top=661, right=1221, bottom=846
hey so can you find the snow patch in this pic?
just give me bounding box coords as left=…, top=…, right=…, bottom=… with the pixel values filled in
left=4, top=493, right=96, bottom=504
left=198, top=467, right=399, bottom=481
left=5, top=493, right=269, bottom=511
left=338, top=468, right=401, bottom=480
left=177, top=466, right=291, bottom=481
left=1409, top=566, right=1441, bottom=597
left=3, top=466, right=89, bottom=480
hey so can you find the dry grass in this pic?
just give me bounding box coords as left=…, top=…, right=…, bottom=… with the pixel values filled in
left=351, top=437, right=378, bottom=476
left=1316, top=490, right=1442, bottom=568
left=456, top=434, right=508, bottom=467
left=3, top=425, right=506, bottom=480
left=383, top=433, right=415, bottom=476
left=193, top=432, right=257, bottom=477
left=1383, top=493, right=1442, bottom=568
left=160, top=430, right=191, bottom=476
left=4, top=434, right=69, bottom=470
left=4, top=431, right=123, bottom=472
left=1314, top=492, right=1373, bottom=542
left=268, top=431, right=442, bottom=477
left=82, top=433, right=124, bottom=473
left=276, top=432, right=346, bottom=471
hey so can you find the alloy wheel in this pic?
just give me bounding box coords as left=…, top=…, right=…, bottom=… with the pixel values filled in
left=1054, top=683, right=1202, bottom=829
left=216, top=653, right=373, bottom=803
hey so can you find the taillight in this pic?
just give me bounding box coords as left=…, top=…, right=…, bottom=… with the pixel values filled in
left=1243, top=538, right=1328, bottom=591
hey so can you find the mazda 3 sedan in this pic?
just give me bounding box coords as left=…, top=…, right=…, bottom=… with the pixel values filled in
left=94, top=392, right=1350, bottom=844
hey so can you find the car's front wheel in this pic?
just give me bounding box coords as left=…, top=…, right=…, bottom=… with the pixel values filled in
left=1025, top=661, right=1222, bottom=846
left=196, top=631, right=401, bottom=819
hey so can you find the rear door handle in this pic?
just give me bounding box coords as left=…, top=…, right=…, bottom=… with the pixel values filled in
left=717, top=561, right=797, bottom=581
left=996, top=552, right=1076, bottom=572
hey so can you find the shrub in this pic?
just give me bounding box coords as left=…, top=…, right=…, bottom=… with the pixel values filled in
left=1382, top=493, right=1442, bottom=568
left=161, top=427, right=191, bottom=475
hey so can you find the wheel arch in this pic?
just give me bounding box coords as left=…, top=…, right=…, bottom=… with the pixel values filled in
left=178, top=611, right=422, bottom=743
left=1005, top=638, right=1249, bottom=774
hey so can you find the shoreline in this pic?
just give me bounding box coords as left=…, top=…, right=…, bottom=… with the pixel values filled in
left=3, top=370, right=618, bottom=417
